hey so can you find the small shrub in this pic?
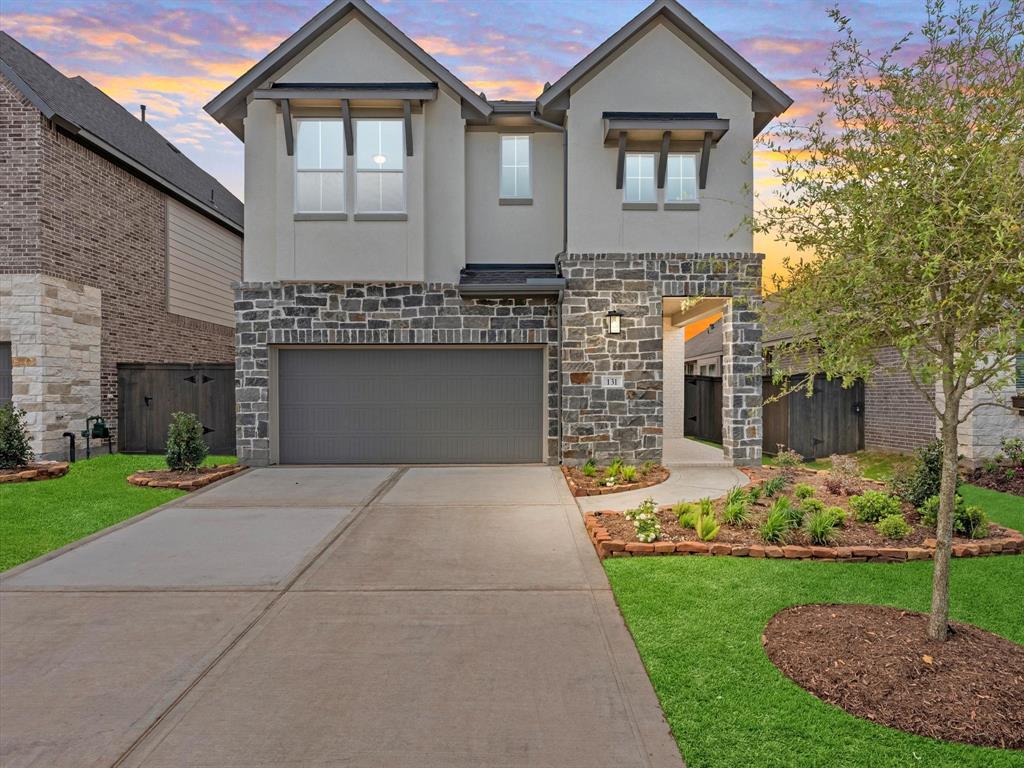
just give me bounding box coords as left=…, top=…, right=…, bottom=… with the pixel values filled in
left=823, top=475, right=844, bottom=495
left=1006, top=468, right=1018, bottom=481
left=582, top=459, right=597, bottom=477
left=1001, top=437, right=1024, bottom=466
left=698, top=497, right=715, bottom=518
left=723, top=500, right=749, bottom=526
left=793, top=483, right=816, bottom=500
left=762, top=476, right=787, bottom=498
left=826, top=506, right=848, bottom=527
left=800, top=498, right=826, bottom=516
left=760, top=508, right=789, bottom=544
left=829, top=453, right=862, bottom=480
left=620, top=465, right=638, bottom=482
left=773, top=445, right=804, bottom=475
left=746, top=484, right=762, bottom=503
left=891, top=439, right=956, bottom=507
left=695, top=510, right=721, bottom=541
left=875, top=514, right=912, bottom=540
left=920, top=495, right=991, bottom=539
left=608, top=457, right=625, bottom=476
left=982, top=458, right=999, bottom=474
left=805, top=508, right=840, bottom=545
left=166, top=412, right=208, bottom=471
left=626, top=498, right=661, bottom=542
left=849, top=490, right=902, bottom=523
left=0, top=402, right=33, bottom=470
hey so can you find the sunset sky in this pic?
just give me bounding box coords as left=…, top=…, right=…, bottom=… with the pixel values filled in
left=2, top=0, right=929, bottom=289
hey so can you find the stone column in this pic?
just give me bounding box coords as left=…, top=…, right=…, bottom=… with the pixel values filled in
left=721, top=294, right=763, bottom=465
left=662, top=316, right=685, bottom=439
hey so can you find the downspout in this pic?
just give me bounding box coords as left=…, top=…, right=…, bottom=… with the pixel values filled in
left=529, top=110, right=568, bottom=464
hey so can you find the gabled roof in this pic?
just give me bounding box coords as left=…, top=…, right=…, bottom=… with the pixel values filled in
left=537, top=0, right=792, bottom=135
left=0, top=32, right=243, bottom=232
left=205, top=0, right=492, bottom=138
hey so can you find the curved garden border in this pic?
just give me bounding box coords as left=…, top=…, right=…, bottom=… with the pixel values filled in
left=126, top=464, right=245, bottom=491
left=583, top=510, right=1024, bottom=561
left=561, top=465, right=670, bottom=497
left=0, top=461, right=70, bottom=484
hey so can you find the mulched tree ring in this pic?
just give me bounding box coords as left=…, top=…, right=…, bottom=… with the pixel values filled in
left=0, top=461, right=70, bottom=484
left=763, top=603, right=1024, bottom=750
left=126, top=464, right=244, bottom=491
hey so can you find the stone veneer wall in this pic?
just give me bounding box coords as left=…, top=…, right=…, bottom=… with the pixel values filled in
left=559, top=253, right=763, bottom=466
left=234, top=282, right=559, bottom=465
left=0, top=274, right=101, bottom=457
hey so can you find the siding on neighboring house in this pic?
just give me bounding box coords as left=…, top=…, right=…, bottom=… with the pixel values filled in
left=863, top=346, right=936, bottom=452
left=166, top=198, right=241, bottom=328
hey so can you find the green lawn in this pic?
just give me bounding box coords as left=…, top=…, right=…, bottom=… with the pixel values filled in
left=606, top=555, right=1024, bottom=768
left=960, top=484, right=1024, bottom=532
left=802, top=449, right=912, bottom=481
left=0, top=453, right=235, bottom=571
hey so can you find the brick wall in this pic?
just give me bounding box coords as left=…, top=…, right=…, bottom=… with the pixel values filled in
left=0, top=73, right=234, bottom=446
left=0, top=75, right=43, bottom=273
left=864, top=346, right=936, bottom=453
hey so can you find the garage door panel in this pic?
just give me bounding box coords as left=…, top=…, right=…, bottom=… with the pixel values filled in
left=278, top=348, right=543, bottom=463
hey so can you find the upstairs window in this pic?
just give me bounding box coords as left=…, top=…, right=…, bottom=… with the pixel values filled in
left=356, top=119, right=405, bottom=214
left=666, top=153, right=698, bottom=203
left=624, top=152, right=656, bottom=203
left=500, top=135, right=531, bottom=200
left=295, top=119, right=345, bottom=213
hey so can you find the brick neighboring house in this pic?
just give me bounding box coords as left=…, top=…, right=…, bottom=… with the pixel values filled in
left=683, top=315, right=1024, bottom=462
left=0, top=33, right=243, bottom=458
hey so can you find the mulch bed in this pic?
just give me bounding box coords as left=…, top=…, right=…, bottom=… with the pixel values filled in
left=126, top=464, right=244, bottom=490
left=964, top=465, right=1024, bottom=497
left=0, top=461, right=70, bottom=484
left=584, top=465, right=1024, bottom=560
left=562, top=465, right=670, bottom=496
left=762, top=604, right=1024, bottom=749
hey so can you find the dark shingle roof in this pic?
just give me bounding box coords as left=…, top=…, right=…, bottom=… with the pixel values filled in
left=459, top=263, right=565, bottom=296
left=0, top=32, right=242, bottom=231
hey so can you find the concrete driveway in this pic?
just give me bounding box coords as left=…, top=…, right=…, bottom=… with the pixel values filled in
left=0, top=466, right=683, bottom=768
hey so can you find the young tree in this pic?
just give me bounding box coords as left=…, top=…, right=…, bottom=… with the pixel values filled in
left=756, top=1, right=1024, bottom=640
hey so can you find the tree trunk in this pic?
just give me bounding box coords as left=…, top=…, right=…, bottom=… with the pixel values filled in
left=927, top=402, right=961, bottom=641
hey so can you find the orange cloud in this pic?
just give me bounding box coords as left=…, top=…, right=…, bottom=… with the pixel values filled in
left=465, top=78, right=543, bottom=100
left=748, top=38, right=816, bottom=56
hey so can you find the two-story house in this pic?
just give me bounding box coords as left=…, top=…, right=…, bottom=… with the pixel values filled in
left=1, top=33, right=243, bottom=458
left=205, top=0, right=791, bottom=467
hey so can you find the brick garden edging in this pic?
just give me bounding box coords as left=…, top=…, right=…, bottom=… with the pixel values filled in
left=126, top=464, right=245, bottom=491
left=583, top=510, right=1024, bottom=562
left=0, top=461, right=70, bottom=484
left=561, top=465, right=670, bottom=497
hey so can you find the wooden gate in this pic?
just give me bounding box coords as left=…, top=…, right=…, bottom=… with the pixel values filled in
left=684, top=374, right=864, bottom=459
left=684, top=375, right=723, bottom=444
left=117, top=363, right=234, bottom=455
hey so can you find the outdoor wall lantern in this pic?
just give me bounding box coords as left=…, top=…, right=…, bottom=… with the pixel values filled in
left=605, top=309, right=623, bottom=335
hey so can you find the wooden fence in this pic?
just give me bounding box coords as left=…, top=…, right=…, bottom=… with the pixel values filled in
left=683, top=374, right=864, bottom=459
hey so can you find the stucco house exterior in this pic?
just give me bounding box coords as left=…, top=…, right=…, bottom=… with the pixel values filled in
left=205, top=0, right=792, bottom=468
left=0, top=33, right=243, bottom=458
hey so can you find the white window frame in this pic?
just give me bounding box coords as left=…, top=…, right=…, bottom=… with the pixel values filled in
left=665, top=152, right=699, bottom=206
left=623, top=152, right=656, bottom=206
left=499, top=134, right=532, bottom=203
left=294, top=118, right=345, bottom=215
left=355, top=118, right=406, bottom=216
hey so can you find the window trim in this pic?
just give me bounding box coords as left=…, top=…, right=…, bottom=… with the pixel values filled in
left=354, top=118, right=407, bottom=215
left=623, top=151, right=657, bottom=205
left=293, top=118, right=346, bottom=215
left=499, top=134, right=532, bottom=203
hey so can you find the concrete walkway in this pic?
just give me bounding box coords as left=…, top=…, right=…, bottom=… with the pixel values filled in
left=0, top=466, right=683, bottom=768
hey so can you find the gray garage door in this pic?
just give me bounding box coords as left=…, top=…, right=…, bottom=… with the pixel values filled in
left=278, top=347, right=544, bottom=464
